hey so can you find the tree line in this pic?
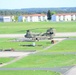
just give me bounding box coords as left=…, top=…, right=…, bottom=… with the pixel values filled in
left=0, top=7, right=76, bottom=16
left=0, top=10, right=27, bottom=16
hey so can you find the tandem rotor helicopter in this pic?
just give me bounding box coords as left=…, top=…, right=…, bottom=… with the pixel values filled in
left=24, top=28, right=56, bottom=41
left=12, top=28, right=56, bottom=42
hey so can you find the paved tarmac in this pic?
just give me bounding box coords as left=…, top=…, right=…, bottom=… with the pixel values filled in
left=63, top=66, right=76, bottom=75
left=0, top=52, right=31, bottom=57
left=0, top=32, right=76, bottom=38
left=0, top=66, right=73, bottom=74
left=55, top=32, right=76, bottom=37
left=35, top=52, right=76, bottom=55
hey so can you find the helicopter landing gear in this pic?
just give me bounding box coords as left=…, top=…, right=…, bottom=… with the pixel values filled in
left=51, top=40, right=55, bottom=44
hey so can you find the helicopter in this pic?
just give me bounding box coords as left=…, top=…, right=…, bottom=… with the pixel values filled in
left=24, top=28, right=56, bottom=41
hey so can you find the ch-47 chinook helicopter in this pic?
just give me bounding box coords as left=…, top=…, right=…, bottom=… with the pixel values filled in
left=24, top=28, right=56, bottom=41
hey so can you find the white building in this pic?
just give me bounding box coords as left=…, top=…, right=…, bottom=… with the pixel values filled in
left=0, top=16, right=12, bottom=22
left=52, top=13, right=76, bottom=22
left=22, top=13, right=76, bottom=22
left=1, top=13, right=76, bottom=22
left=3, top=16, right=12, bottom=22
left=23, top=14, right=47, bottom=22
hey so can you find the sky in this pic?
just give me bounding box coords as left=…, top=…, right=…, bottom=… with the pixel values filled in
left=0, top=0, right=76, bottom=9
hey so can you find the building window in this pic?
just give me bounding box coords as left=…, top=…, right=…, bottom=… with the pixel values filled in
left=75, top=15, right=76, bottom=20
left=59, top=16, right=61, bottom=21
left=71, top=15, right=73, bottom=21
left=30, top=16, right=32, bottom=22
left=63, top=16, right=65, bottom=21
left=38, top=16, right=41, bottom=21
left=25, top=17, right=28, bottom=21
left=43, top=16, right=45, bottom=21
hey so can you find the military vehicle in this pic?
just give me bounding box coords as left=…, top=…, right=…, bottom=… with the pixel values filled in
left=24, top=28, right=56, bottom=41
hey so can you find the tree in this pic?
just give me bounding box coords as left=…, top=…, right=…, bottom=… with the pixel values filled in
left=14, top=16, right=18, bottom=22
left=47, top=10, right=52, bottom=21
left=51, top=11, right=56, bottom=15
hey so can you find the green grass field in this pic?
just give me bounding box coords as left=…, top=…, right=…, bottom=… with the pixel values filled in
left=0, top=22, right=76, bottom=34
left=0, top=38, right=76, bottom=52
left=0, top=71, right=60, bottom=75
left=0, top=22, right=76, bottom=75
left=44, top=40, right=76, bottom=52
left=4, top=54, right=76, bottom=68
left=0, top=38, right=51, bottom=51
left=1, top=39, right=76, bottom=68
left=0, top=57, right=14, bottom=63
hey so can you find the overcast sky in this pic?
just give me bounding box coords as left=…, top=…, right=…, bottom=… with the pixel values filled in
left=0, top=0, right=76, bottom=9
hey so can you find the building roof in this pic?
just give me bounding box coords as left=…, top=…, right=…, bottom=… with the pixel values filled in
left=23, top=13, right=76, bottom=17
left=55, top=13, right=76, bottom=16
left=23, top=14, right=46, bottom=17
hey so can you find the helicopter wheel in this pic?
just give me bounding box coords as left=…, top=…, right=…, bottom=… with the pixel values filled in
left=36, top=38, right=39, bottom=41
